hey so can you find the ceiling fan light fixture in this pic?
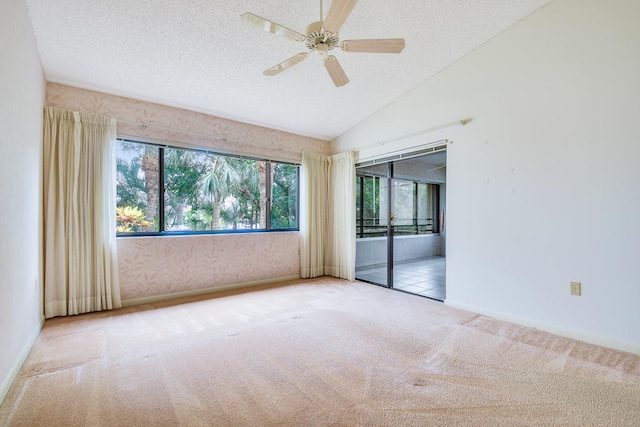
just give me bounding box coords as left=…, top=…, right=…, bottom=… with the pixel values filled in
left=315, top=43, right=329, bottom=60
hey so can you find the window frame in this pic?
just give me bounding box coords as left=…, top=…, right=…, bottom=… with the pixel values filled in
left=115, top=138, right=300, bottom=237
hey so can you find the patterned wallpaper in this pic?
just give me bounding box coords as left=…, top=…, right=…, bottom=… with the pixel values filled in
left=46, top=83, right=322, bottom=301
left=117, top=232, right=300, bottom=300
left=45, top=83, right=330, bottom=162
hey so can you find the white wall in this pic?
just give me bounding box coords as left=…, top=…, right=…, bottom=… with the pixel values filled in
left=334, top=0, right=640, bottom=354
left=0, top=0, right=45, bottom=404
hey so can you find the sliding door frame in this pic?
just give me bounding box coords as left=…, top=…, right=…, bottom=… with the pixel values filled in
left=386, top=162, right=394, bottom=288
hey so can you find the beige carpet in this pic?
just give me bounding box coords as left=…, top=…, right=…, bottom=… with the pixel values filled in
left=1, top=277, right=639, bottom=426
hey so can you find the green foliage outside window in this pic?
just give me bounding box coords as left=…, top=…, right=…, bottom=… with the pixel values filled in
left=115, top=139, right=298, bottom=234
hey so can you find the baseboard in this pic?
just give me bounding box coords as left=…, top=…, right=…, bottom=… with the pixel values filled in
left=0, top=316, right=45, bottom=406
left=121, top=275, right=301, bottom=307
left=445, top=299, right=640, bottom=356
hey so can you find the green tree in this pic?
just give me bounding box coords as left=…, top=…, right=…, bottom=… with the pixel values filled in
left=116, top=151, right=145, bottom=210
left=257, top=161, right=271, bottom=229
left=232, top=159, right=260, bottom=228
left=356, top=175, right=384, bottom=236
left=117, top=141, right=300, bottom=233
left=220, top=200, right=241, bottom=229
left=198, top=155, right=241, bottom=230
left=116, top=141, right=156, bottom=231
left=164, top=148, right=208, bottom=230
left=271, top=163, right=298, bottom=228
left=140, top=146, right=159, bottom=224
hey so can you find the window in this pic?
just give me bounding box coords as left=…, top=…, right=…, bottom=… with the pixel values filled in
left=356, top=175, right=385, bottom=237
left=356, top=174, right=439, bottom=238
left=115, top=139, right=299, bottom=235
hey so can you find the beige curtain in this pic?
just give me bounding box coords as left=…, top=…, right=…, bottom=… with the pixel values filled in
left=43, top=107, right=121, bottom=318
left=325, top=151, right=356, bottom=281
left=300, top=151, right=355, bottom=281
left=300, top=152, right=328, bottom=278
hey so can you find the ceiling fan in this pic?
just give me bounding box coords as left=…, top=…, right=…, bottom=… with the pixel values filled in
left=241, top=0, right=405, bottom=87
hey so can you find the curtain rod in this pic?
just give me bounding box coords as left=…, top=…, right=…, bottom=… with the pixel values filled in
left=116, top=119, right=305, bottom=154
left=376, top=119, right=468, bottom=147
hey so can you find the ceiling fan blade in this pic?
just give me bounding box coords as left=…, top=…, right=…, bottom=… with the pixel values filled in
left=324, top=56, right=349, bottom=87
left=263, top=53, right=309, bottom=76
left=323, top=0, right=358, bottom=34
left=341, top=38, right=405, bottom=53
left=241, top=12, right=306, bottom=42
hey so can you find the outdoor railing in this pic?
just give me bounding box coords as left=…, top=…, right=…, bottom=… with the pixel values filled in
left=356, top=218, right=435, bottom=238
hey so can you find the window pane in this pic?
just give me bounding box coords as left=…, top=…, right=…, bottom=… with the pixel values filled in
left=164, top=148, right=210, bottom=231
left=358, top=176, right=386, bottom=238
left=393, top=180, right=414, bottom=228
left=379, top=178, right=389, bottom=227
left=116, top=139, right=299, bottom=234
left=228, top=158, right=260, bottom=230
left=417, top=183, right=435, bottom=233
left=417, top=184, right=428, bottom=227
left=364, top=176, right=380, bottom=224
left=271, top=163, right=298, bottom=229
left=164, top=150, right=264, bottom=231
left=115, top=141, right=159, bottom=232
left=356, top=177, right=362, bottom=220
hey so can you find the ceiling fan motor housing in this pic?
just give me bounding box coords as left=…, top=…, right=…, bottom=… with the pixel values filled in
left=305, top=21, right=340, bottom=53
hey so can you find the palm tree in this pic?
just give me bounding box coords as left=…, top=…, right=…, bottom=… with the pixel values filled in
left=220, top=200, right=241, bottom=229
left=233, top=159, right=260, bottom=228
left=257, top=161, right=269, bottom=229
left=198, top=155, right=240, bottom=230
left=234, top=159, right=272, bottom=229
left=140, top=146, right=159, bottom=224
left=271, top=163, right=298, bottom=228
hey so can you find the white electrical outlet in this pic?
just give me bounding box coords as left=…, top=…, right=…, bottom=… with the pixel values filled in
left=570, top=281, right=581, bottom=296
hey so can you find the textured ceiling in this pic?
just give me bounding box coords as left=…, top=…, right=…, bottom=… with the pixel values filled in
left=25, top=0, right=550, bottom=140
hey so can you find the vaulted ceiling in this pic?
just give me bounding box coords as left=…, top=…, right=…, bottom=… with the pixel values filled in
left=25, top=0, right=550, bottom=140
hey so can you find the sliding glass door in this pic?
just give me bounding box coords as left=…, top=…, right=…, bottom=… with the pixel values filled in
left=355, top=150, right=447, bottom=300
left=355, top=163, right=391, bottom=286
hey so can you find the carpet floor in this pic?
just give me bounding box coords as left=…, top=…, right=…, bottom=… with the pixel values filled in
left=1, top=277, right=639, bottom=426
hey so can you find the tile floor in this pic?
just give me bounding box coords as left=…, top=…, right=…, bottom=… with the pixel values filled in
left=355, top=256, right=446, bottom=301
